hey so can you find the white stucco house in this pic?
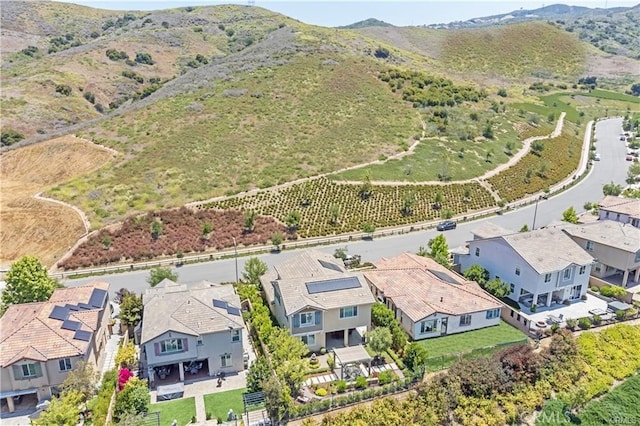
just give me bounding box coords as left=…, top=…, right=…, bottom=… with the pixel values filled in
left=598, top=196, right=640, bottom=228
left=455, top=224, right=595, bottom=309
left=140, top=280, right=245, bottom=387
left=364, top=253, right=504, bottom=340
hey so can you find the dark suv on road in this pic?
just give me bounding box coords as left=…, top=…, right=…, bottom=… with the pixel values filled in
left=436, top=220, right=457, bottom=231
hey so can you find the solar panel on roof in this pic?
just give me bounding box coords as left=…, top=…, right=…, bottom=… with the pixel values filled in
left=61, top=319, right=81, bottom=331
left=213, top=299, right=228, bottom=309
left=49, top=305, right=69, bottom=321
left=226, top=306, right=241, bottom=316
left=318, top=259, right=342, bottom=272
left=73, top=330, right=92, bottom=342
left=429, top=269, right=461, bottom=284
left=65, top=304, right=80, bottom=311
left=88, top=289, right=107, bottom=308
left=77, top=303, right=93, bottom=310
left=306, top=277, right=362, bottom=294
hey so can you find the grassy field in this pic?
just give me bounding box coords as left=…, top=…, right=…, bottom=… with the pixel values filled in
left=440, top=22, right=586, bottom=79
left=148, top=396, right=196, bottom=426
left=51, top=54, right=419, bottom=226
left=0, top=136, right=115, bottom=268
left=418, top=321, right=527, bottom=358
left=204, top=388, right=260, bottom=422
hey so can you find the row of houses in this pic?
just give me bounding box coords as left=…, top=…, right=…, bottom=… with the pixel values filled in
left=2, top=196, right=637, bottom=412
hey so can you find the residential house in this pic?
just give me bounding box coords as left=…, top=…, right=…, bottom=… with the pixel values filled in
left=364, top=253, right=503, bottom=340
left=0, top=282, right=111, bottom=412
left=261, top=250, right=375, bottom=351
left=456, top=225, right=595, bottom=309
left=598, top=196, right=640, bottom=228
left=563, top=220, right=640, bottom=287
left=140, top=280, right=245, bottom=387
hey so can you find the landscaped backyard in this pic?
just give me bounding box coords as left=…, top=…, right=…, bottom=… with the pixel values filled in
left=148, top=396, right=196, bottom=426
left=204, top=388, right=261, bottom=423
left=418, top=321, right=528, bottom=370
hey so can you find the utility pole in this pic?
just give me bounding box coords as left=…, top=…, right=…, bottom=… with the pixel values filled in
left=233, top=237, right=239, bottom=283
left=532, top=197, right=540, bottom=230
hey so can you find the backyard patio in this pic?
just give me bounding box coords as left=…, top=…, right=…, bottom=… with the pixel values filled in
left=523, top=293, right=609, bottom=330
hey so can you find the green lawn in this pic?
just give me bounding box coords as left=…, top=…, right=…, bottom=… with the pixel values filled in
left=148, top=396, right=196, bottom=426
left=417, top=321, right=527, bottom=358
left=204, top=388, right=262, bottom=422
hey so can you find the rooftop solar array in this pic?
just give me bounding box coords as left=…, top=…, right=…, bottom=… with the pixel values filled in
left=213, top=299, right=241, bottom=316
left=306, top=277, right=361, bottom=294
left=49, top=306, right=69, bottom=321
left=73, top=330, right=93, bottom=342
left=61, top=319, right=81, bottom=331
left=227, top=306, right=241, bottom=316
left=46, top=288, right=106, bottom=342
left=318, top=259, right=343, bottom=273
left=88, top=289, right=107, bottom=308
left=429, top=269, right=461, bottom=285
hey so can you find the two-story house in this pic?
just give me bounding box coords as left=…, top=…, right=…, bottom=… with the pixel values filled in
left=364, top=253, right=504, bottom=340
left=598, top=196, right=640, bottom=228
left=563, top=220, right=640, bottom=288
left=456, top=226, right=594, bottom=309
left=140, top=280, right=245, bottom=387
left=0, top=281, right=111, bottom=413
left=261, top=250, right=375, bottom=351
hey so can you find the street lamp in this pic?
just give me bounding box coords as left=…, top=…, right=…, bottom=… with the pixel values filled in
left=232, top=237, right=239, bottom=283
left=532, top=196, right=541, bottom=230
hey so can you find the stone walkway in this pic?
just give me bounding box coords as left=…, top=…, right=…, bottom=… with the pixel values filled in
left=100, top=319, right=123, bottom=378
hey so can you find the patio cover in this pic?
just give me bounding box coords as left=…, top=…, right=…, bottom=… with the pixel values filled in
left=608, top=301, right=632, bottom=312
left=0, top=388, right=37, bottom=399
left=333, top=345, right=371, bottom=366
left=156, top=382, right=184, bottom=401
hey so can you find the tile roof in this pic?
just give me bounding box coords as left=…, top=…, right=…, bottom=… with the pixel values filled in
left=599, top=196, right=640, bottom=219
left=498, top=227, right=594, bottom=274
left=141, top=280, right=243, bottom=344
left=262, top=250, right=374, bottom=316
left=0, top=281, right=109, bottom=367
left=563, top=220, right=640, bottom=253
left=365, top=253, right=501, bottom=322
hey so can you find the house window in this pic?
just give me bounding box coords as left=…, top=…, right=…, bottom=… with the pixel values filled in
left=579, top=266, right=586, bottom=275
left=419, top=319, right=438, bottom=334
left=231, top=329, right=241, bottom=343
left=160, top=339, right=183, bottom=353
left=586, top=241, right=594, bottom=251
left=220, top=354, right=232, bottom=368
left=515, top=267, right=520, bottom=276
left=544, top=273, right=552, bottom=283
left=301, top=334, right=316, bottom=346
left=486, top=308, right=501, bottom=319
left=595, top=264, right=601, bottom=272
left=58, top=358, right=72, bottom=372
left=635, top=251, right=640, bottom=262
left=22, top=363, right=38, bottom=378
left=509, top=283, right=515, bottom=294
left=197, top=336, right=204, bottom=346
left=339, top=306, right=358, bottom=319
left=475, top=247, right=480, bottom=257
left=605, top=212, right=610, bottom=218
left=459, top=315, right=472, bottom=326
left=617, top=213, right=620, bottom=220
left=300, top=312, right=315, bottom=326
left=563, top=268, right=572, bottom=281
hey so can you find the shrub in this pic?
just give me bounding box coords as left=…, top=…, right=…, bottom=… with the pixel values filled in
left=592, top=315, right=602, bottom=325
left=315, top=388, right=327, bottom=397
left=600, top=285, right=627, bottom=298
left=320, top=347, right=327, bottom=355
left=377, top=370, right=395, bottom=385
left=135, top=52, right=154, bottom=65
left=578, top=317, right=592, bottom=330
left=336, top=380, right=347, bottom=393
left=83, top=92, right=95, bottom=104
left=326, top=355, right=334, bottom=369
left=565, top=318, right=577, bottom=330
left=355, top=376, right=368, bottom=389
left=1, top=129, right=25, bottom=146
left=590, top=286, right=599, bottom=293
left=55, top=84, right=72, bottom=96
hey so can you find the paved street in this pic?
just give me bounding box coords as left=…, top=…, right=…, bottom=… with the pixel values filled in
left=65, top=118, right=630, bottom=296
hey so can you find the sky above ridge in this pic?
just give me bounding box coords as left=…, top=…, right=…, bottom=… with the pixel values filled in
left=55, top=0, right=639, bottom=27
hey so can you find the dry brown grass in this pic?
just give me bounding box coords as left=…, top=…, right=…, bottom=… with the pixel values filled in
left=0, top=136, right=115, bottom=268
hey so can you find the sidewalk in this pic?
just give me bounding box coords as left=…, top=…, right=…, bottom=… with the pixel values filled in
left=100, top=319, right=123, bottom=378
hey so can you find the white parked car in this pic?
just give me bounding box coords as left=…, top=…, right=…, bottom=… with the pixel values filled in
left=594, top=153, right=601, bottom=161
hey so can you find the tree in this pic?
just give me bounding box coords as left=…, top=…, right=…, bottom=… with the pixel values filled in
left=247, top=357, right=270, bottom=392
left=2, top=256, right=57, bottom=312
left=602, top=181, right=622, bottom=196
left=147, top=267, right=177, bottom=287
left=361, top=222, right=375, bottom=238
left=483, top=123, right=494, bottom=139
left=285, top=210, right=301, bottom=231
left=32, top=390, right=83, bottom=426
left=504, top=140, right=515, bottom=155
left=114, top=377, right=150, bottom=420
left=119, top=292, right=143, bottom=328
left=630, top=83, right=640, bottom=96
left=263, top=375, right=292, bottom=425
left=244, top=210, right=256, bottom=232
left=401, top=192, right=415, bottom=216
left=433, top=191, right=444, bottom=210
left=271, top=232, right=284, bottom=251
left=627, top=163, right=640, bottom=184
left=359, top=170, right=373, bottom=200
left=428, top=234, right=450, bottom=267
left=403, top=342, right=429, bottom=374
left=484, top=277, right=510, bottom=298
left=371, top=303, right=396, bottom=327
left=390, top=324, right=407, bottom=354
left=242, top=257, right=268, bottom=285
left=368, top=327, right=392, bottom=357
left=485, top=148, right=495, bottom=162
left=202, top=222, right=213, bottom=236
left=329, top=203, right=340, bottom=225
left=562, top=206, right=579, bottom=224
left=60, top=361, right=99, bottom=402
left=150, top=220, right=162, bottom=240
left=531, top=140, right=545, bottom=155
left=463, top=264, right=489, bottom=286
left=115, top=341, right=137, bottom=369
